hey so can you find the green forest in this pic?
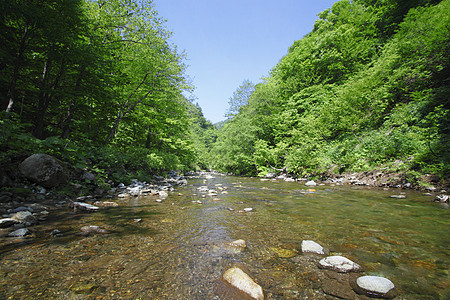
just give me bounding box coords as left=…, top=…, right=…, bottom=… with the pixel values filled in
left=1, top=0, right=449, bottom=189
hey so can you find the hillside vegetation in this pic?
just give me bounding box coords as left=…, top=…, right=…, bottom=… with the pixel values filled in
left=200, top=0, right=449, bottom=187
left=1, top=0, right=199, bottom=187
left=1, top=0, right=449, bottom=190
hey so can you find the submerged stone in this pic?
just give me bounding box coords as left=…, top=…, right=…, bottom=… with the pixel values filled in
left=223, top=267, right=264, bottom=300
left=80, top=225, right=108, bottom=235
left=270, top=247, right=297, bottom=258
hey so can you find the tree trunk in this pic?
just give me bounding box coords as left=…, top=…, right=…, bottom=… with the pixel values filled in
left=61, top=66, right=85, bottom=139
left=6, top=25, right=29, bottom=113
left=33, top=60, right=52, bottom=139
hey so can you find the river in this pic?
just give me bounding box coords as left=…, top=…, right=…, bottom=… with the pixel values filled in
left=0, top=174, right=448, bottom=299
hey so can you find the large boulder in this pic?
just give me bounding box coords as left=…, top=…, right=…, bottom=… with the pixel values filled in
left=19, top=154, right=69, bottom=188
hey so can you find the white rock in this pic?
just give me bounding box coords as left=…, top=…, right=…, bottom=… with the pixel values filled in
left=70, top=202, right=100, bottom=212
left=243, top=208, right=253, bottom=212
left=301, top=240, right=324, bottom=254
left=390, top=195, right=406, bottom=199
left=223, top=267, right=264, bottom=300
left=0, top=218, right=19, bottom=228
left=208, top=190, right=218, bottom=195
left=117, top=193, right=129, bottom=198
left=305, top=180, right=317, bottom=186
left=159, top=191, right=169, bottom=199
left=356, top=276, right=394, bottom=295
left=197, top=186, right=209, bottom=192
left=285, top=178, right=296, bottom=182
left=318, top=256, right=360, bottom=273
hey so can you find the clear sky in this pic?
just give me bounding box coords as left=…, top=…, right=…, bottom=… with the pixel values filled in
left=153, top=0, right=337, bottom=124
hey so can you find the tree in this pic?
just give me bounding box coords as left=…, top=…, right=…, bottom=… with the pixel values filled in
left=225, top=79, right=255, bottom=118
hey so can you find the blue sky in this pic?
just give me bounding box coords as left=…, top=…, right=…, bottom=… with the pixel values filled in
left=154, top=0, right=337, bottom=123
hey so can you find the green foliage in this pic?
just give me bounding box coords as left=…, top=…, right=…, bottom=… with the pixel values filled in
left=1, top=0, right=197, bottom=185
left=207, top=0, right=450, bottom=181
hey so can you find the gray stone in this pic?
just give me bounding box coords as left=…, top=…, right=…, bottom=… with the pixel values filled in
left=19, top=154, right=69, bottom=188
left=10, top=206, right=31, bottom=213
left=12, top=211, right=37, bottom=225
left=81, top=171, right=95, bottom=181
left=352, top=275, right=397, bottom=299
left=8, top=228, right=31, bottom=237
left=50, top=229, right=63, bottom=237
left=318, top=256, right=361, bottom=273
left=301, top=240, right=325, bottom=254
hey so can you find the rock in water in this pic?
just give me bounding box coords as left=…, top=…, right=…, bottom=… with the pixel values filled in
left=318, top=256, right=361, bottom=273
left=301, top=240, right=325, bottom=254
left=305, top=180, right=317, bottom=186
left=70, top=202, right=100, bottom=212
left=0, top=218, right=19, bottom=228
left=80, top=225, right=108, bottom=235
left=228, top=239, right=247, bottom=253
left=230, top=239, right=247, bottom=249
left=12, top=211, right=37, bottom=225
left=19, top=154, right=69, bottom=188
left=223, top=267, right=264, bottom=300
left=8, top=228, right=31, bottom=237
left=352, top=276, right=397, bottom=299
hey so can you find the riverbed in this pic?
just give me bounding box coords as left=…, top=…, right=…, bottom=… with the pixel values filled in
left=0, top=174, right=448, bottom=299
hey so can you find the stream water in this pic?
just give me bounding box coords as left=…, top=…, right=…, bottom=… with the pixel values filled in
left=0, top=174, right=449, bottom=299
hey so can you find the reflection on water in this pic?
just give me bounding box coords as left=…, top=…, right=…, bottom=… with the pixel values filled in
left=0, top=175, right=449, bottom=299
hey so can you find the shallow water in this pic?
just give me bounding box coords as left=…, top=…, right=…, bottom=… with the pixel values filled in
left=0, top=175, right=449, bottom=299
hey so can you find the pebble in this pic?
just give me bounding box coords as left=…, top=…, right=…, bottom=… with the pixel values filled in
left=229, top=239, right=246, bottom=249
left=50, top=229, right=63, bottom=237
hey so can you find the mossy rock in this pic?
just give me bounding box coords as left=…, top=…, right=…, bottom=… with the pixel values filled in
left=270, top=247, right=298, bottom=258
